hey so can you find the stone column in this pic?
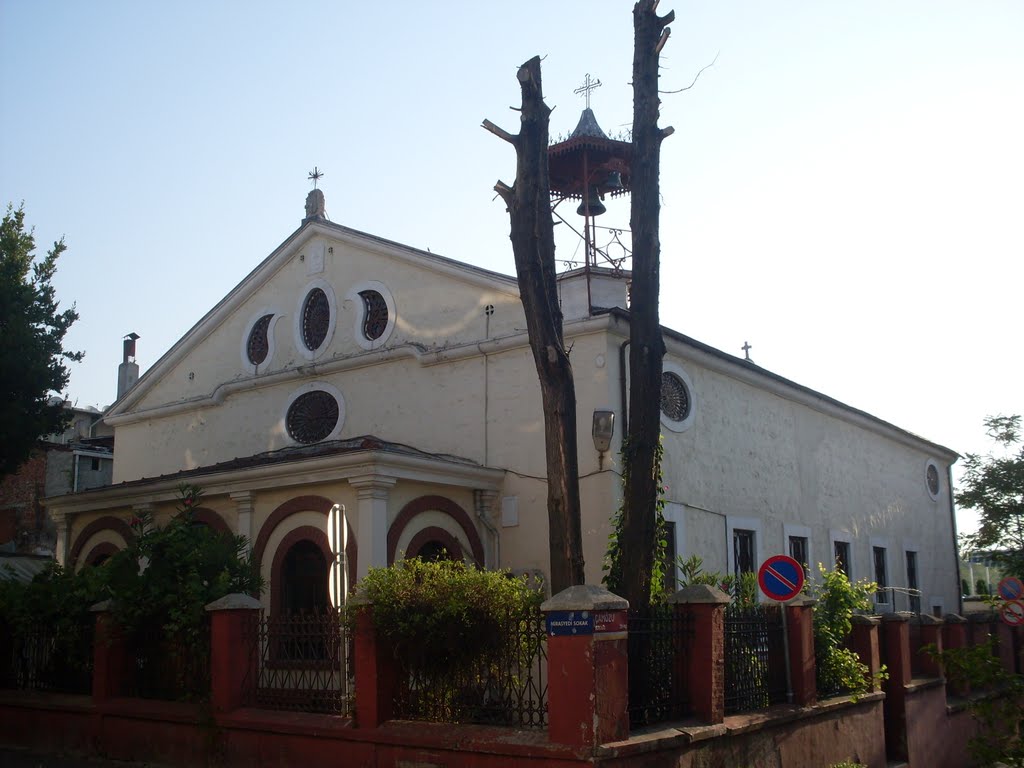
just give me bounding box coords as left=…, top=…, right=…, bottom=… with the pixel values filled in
left=785, top=596, right=817, bottom=706
left=230, top=491, right=255, bottom=552
left=913, top=614, right=944, bottom=679
left=850, top=615, right=882, bottom=692
left=542, top=585, right=629, bottom=747
left=205, top=593, right=261, bottom=714
left=348, top=475, right=396, bottom=580
left=669, top=584, right=731, bottom=725
left=881, top=612, right=912, bottom=763
left=90, top=600, right=129, bottom=702
left=350, top=597, right=397, bottom=729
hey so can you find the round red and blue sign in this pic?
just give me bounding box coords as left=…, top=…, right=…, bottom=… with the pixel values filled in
left=998, top=576, right=1024, bottom=602
left=757, top=554, right=806, bottom=602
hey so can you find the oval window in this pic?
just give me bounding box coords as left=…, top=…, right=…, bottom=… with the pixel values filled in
left=301, top=288, right=331, bottom=351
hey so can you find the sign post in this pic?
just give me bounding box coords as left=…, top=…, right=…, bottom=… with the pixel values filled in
left=757, top=555, right=807, bottom=705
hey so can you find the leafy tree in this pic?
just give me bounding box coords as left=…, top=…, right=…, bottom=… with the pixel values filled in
left=957, top=415, right=1024, bottom=575
left=0, top=203, right=83, bottom=476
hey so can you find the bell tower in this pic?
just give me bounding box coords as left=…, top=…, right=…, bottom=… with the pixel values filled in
left=548, top=74, right=634, bottom=314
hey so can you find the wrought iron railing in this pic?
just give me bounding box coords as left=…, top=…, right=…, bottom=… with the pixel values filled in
left=627, top=604, right=694, bottom=728
left=392, top=608, right=548, bottom=728
left=0, top=619, right=94, bottom=694
left=724, top=603, right=787, bottom=714
left=243, top=609, right=353, bottom=716
left=127, top=617, right=211, bottom=701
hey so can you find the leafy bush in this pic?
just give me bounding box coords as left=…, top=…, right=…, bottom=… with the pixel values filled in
left=354, top=557, right=541, bottom=673
left=808, top=564, right=884, bottom=697
left=104, top=484, right=262, bottom=645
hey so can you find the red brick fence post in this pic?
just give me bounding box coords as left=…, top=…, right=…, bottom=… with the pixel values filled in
left=205, top=593, right=261, bottom=714
left=350, top=596, right=398, bottom=729
left=850, top=614, right=882, bottom=692
left=881, top=612, right=913, bottom=763
left=90, top=600, right=130, bottom=702
left=541, top=585, right=629, bottom=747
left=669, top=585, right=730, bottom=724
left=912, top=613, right=944, bottom=679
left=785, top=595, right=817, bottom=706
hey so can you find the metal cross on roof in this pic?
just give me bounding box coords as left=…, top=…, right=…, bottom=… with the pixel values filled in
left=573, top=73, right=602, bottom=109
left=742, top=341, right=752, bottom=361
left=308, top=167, right=324, bottom=189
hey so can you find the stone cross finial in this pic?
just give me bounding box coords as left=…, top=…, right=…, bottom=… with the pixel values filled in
left=742, top=341, right=752, bottom=361
left=305, top=189, right=326, bottom=220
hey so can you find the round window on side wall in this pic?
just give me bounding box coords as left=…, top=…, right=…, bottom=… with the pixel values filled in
left=284, top=383, right=345, bottom=444
left=660, top=362, right=696, bottom=433
left=925, top=459, right=942, bottom=501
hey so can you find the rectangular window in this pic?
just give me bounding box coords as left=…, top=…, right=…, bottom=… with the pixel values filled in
left=90, top=457, right=100, bottom=471
left=664, top=521, right=678, bottom=593
left=906, top=551, right=920, bottom=614
left=834, top=541, right=851, bottom=575
left=789, top=536, right=809, bottom=576
left=734, top=529, right=756, bottom=578
left=873, top=546, right=889, bottom=603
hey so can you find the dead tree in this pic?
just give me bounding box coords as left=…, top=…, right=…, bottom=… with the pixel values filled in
left=483, top=56, right=586, bottom=594
left=620, top=0, right=675, bottom=612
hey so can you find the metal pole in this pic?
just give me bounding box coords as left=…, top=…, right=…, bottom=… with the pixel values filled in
left=781, top=601, right=793, bottom=704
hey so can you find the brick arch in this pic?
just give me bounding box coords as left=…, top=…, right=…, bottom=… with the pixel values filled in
left=81, top=541, right=120, bottom=568
left=269, top=525, right=333, bottom=617
left=388, top=495, right=483, bottom=566
left=406, top=526, right=463, bottom=563
left=177, top=506, right=231, bottom=535
left=253, top=494, right=356, bottom=582
left=69, top=516, right=134, bottom=568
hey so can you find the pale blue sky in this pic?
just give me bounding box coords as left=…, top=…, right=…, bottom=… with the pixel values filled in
left=2, top=1, right=1022, bottom=534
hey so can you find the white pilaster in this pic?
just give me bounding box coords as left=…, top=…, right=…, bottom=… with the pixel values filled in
left=230, top=490, right=256, bottom=551
left=348, top=475, right=397, bottom=580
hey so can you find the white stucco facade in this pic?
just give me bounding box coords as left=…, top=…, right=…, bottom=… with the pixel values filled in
left=45, top=206, right=960, bottom=615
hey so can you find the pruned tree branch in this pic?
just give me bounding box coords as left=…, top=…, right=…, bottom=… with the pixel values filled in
left=481, top=119, right=516, bottom=144
left=660, top=51, right=719, bottom=94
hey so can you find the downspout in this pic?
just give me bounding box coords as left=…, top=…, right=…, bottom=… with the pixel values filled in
left=947, top=464, right=962, bottom=615
left=618, top=339, right=630, bottom=435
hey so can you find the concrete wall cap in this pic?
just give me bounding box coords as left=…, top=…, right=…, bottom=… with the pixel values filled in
left=965, top=610, right=998, bottom=622
left=783, top=595, right=817, bottom=608
left=911, top=613, right=944, bottom=626
left=943, top=613, right=967, bottom=624
left=541, top=584, right=628, bottom=612
left=204, top=593, right=262, bottom=611
left=850, top=614, right=881, bottom=626
left=881, top=611, right=913, bottom=623
left=90, top=599, right=115, bottom=612
left=668, top=584, right=731, bottom=605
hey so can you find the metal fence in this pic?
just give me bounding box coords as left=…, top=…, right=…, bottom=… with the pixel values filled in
left=0, top=619, right=94, bottom=694
left=627, top=604, right=694, bottom=728
left=392, top=608, right=548, bottom=728
left=243, top=609, right=353, bottom=716
left=127, top=617, right=211, bottom=701
left=724, top=603, right=788, bottom=714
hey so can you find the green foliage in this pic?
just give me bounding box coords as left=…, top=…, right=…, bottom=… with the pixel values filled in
left=926, top=640, right=1024, bottom=766
left=354, top=557, right=542, bottom=674
left=104, top=484, right=263, bottom=646
left=958, top=415, right=1024, bottom=575
left=808, top=564, right=886, bottom=697
left=0, top=203, right=83, bottom=477
left=673, top=554, right=759, bottom=605
left=603, top=438, right=670, bottom=603
left=962, top=578, right=970, bottom=595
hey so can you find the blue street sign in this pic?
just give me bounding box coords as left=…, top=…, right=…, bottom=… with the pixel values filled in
left=545, top=610, right=594, bottom=637
left=758, top=555, right=805, bottom=602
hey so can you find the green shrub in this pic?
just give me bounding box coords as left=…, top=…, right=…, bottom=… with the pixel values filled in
left=354, top=557, right=541, bottom=673
left=808, top=564, right=884, bottom=697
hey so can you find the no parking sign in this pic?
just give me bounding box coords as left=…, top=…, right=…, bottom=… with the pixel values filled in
left=757, top=555, right=805, bottom=602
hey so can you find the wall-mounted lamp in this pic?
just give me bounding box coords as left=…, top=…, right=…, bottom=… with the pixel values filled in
left=592, top=409, right=615, bottom=468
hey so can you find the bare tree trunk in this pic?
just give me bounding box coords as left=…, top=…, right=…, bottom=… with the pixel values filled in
left=484, top=56, right=586, bottom=594
left=620, top=0, right=674, bottom=612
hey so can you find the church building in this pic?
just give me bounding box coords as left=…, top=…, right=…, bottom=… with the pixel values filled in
left=44, top=110, right=961, bottom=618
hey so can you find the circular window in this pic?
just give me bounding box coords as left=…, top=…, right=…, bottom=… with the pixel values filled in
left=286, top=390, right=340, bottom=444
left=301, top=288, right=331, bottom=351
left=246, top=314, right=274, bottom=365
left=359, top=290, right=389, bottom=341
left=925, top=460, right=941, bottom=500
left=661, top=372, right=691, bottom=422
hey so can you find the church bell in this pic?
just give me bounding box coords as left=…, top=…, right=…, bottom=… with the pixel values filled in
left=576, top=186, right=607, bottom=217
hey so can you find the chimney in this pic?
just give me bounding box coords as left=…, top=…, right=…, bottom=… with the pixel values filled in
left=117, top=332, right=140, bottom=400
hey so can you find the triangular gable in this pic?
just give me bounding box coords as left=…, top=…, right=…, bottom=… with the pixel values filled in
left=106, top=219, right=520, bottom=420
